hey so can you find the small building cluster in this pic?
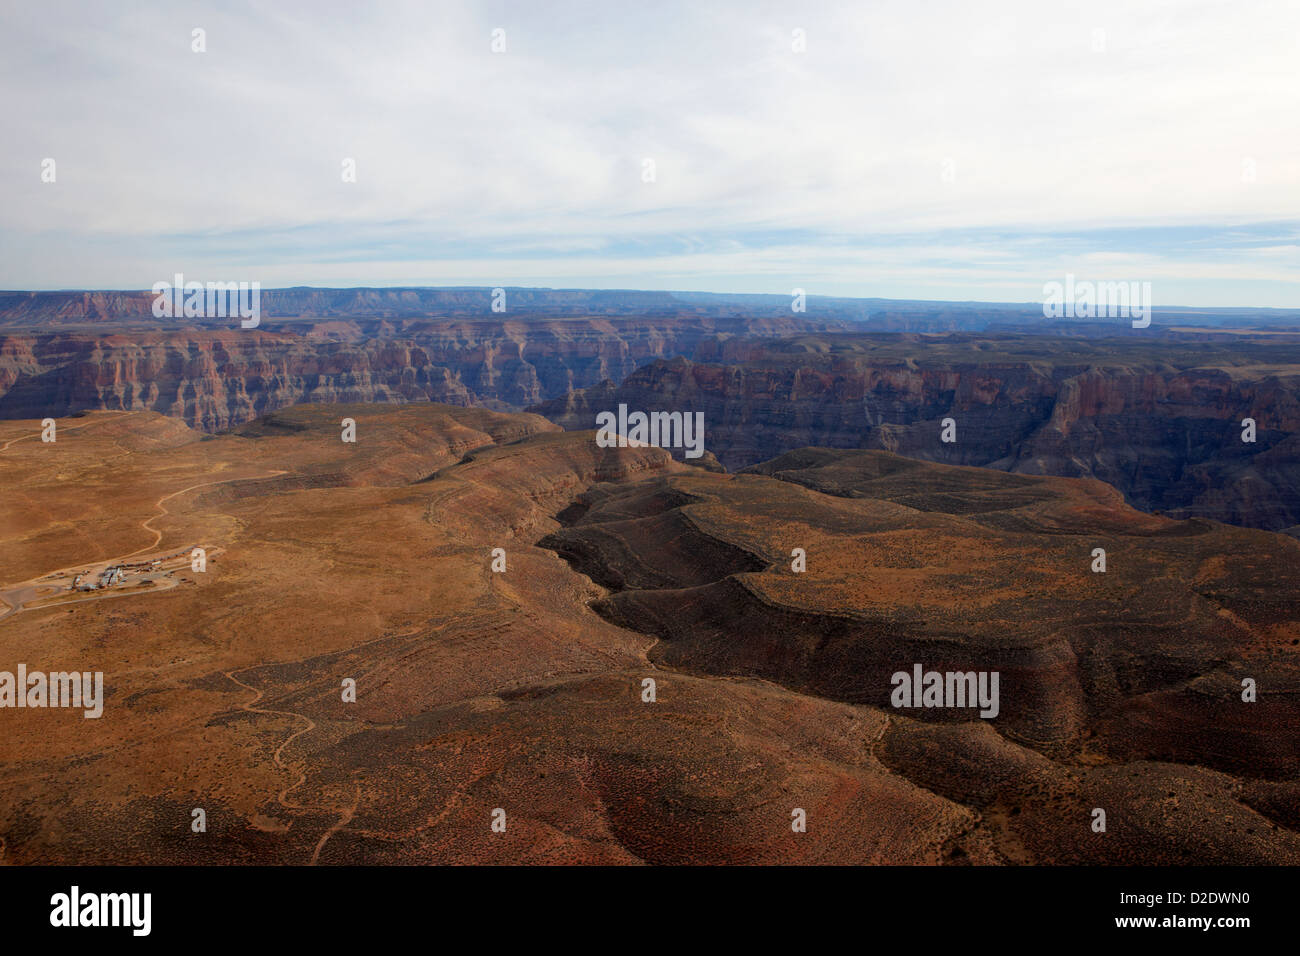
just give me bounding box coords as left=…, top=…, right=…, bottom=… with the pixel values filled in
left=73, top=566, right=126, bottom=591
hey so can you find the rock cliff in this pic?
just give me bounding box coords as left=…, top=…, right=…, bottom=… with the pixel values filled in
left=531, top=333, right=1300, bottom=533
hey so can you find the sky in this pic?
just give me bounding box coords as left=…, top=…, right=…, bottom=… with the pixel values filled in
left=0, top=0, right=1297, bottom=306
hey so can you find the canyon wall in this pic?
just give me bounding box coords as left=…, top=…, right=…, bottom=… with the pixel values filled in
left=0, top=315, right=832, bottom=428
left=530, top=333, right=1300, bottom=534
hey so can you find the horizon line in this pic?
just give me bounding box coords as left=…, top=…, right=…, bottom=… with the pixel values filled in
left=1, top=285, right=1297, bottom=314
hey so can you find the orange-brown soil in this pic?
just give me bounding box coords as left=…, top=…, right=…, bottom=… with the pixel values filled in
left=0, top=410, right=1296, bottom=864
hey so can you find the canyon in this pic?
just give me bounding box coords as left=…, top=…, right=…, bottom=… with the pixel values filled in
left=533, top=332, right=1300, bottom=535
left=0, top=314, right=834, bottom=428
left=4, top=302, right=1298, bottom=538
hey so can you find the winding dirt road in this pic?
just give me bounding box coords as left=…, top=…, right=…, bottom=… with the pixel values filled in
left=0, top=412, right=130, bottom=452
left=224, top=667, right=359, bottom=863
left=0, top=469, right=286, bottom=624
left=125, top=470, right=288, bottom=559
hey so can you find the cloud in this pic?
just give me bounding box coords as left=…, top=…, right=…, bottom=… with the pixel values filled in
left=0, top=0, right=1297, bottom=304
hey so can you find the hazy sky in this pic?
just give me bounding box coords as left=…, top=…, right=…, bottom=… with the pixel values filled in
left=1, top=0, right=1297, bottom=305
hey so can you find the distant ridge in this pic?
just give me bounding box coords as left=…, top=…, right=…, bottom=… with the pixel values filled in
left=0, top=286, right=1296, bottom=330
